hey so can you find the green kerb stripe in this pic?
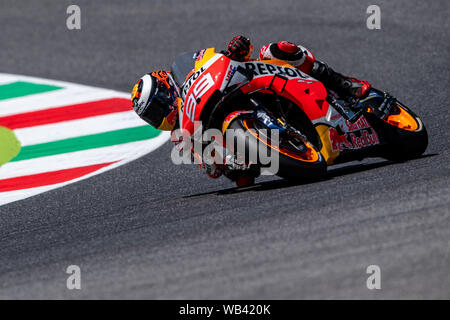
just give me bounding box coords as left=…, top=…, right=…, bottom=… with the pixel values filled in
left=0, top=81, right=63, bottom=100
left=11, top=125, right=161, bottom=162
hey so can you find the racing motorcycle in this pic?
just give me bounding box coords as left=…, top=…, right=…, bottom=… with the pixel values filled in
left=171, top=48, right=428, bottom=185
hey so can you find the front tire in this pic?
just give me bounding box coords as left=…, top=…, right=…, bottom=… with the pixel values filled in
left=226, top=117, right=327, bottom=180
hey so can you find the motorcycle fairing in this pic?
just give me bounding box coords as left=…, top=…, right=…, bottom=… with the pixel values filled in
left=178, top=48, right=382, bottom=165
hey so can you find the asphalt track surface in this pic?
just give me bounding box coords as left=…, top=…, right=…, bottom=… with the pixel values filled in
left=0, top=0, right=449, bottom=299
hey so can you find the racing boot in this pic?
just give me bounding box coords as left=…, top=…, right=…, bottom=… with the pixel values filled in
left=311, top=60, right=371, bottom=99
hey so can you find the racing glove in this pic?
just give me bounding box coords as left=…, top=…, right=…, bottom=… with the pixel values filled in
left=311, top=60, right=371, bottom=99
left=224, top=35, right=253, bottom=62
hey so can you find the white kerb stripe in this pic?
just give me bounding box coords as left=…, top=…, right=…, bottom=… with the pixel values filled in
left=0, top=131, right=170, bottom=205
left=0, top=139, right=161, bottom=180
left=14, top=111, right=146, bottom=146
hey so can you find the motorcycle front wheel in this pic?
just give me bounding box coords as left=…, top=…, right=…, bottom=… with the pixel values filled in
left=226, top=117, right=327, bottom=180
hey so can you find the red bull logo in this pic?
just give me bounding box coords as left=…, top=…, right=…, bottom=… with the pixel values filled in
left=350, top=129, right=380, bottom=149
left=345, top=116, right=371, bottom=132
left=329, top=127, right=352, bottom=152
left=329, top=126, right=379, bottom=152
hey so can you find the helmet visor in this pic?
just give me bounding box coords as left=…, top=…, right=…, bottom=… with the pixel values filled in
left=141, top=85, right=174, bottom=128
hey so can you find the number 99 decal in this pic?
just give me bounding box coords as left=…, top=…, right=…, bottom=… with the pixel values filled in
left=185, top=73, right=214, bottom=122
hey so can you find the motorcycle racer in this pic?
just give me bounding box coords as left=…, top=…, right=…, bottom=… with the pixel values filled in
left=226, top=35, right=371, bottom=100
left=131, top=35, right=372, bottom=183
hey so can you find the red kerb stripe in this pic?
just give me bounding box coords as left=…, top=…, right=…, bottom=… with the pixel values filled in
left=0, top=98, right=132, bottom=130
left=0, top=161, right=117, bottom=192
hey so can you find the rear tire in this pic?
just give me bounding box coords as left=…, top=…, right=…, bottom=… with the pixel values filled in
left=380, top=102, right=428, bottom=161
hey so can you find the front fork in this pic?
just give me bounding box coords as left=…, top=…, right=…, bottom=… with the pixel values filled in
left=248, top=98, right=308, bottom=146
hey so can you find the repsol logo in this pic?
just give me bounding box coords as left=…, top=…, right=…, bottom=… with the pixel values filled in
left=182, top=67, right=206, bottom=98
left=244, top=62, right=314, bottom=80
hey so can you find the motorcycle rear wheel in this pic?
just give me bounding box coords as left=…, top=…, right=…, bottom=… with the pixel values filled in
left=378, top=101, right=428, bottom=161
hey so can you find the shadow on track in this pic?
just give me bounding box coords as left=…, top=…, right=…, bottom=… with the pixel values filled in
left=184, top=154, right=438, bottom=198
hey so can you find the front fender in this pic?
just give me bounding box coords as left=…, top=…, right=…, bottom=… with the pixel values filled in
left=222, top=110, right=254, bottom=134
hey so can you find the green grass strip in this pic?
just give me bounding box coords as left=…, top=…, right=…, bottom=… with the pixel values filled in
left=0, top=126, right=21, bottom=166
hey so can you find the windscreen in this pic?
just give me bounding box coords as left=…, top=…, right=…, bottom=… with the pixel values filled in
left=170, top=51, right=196, bottom=87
